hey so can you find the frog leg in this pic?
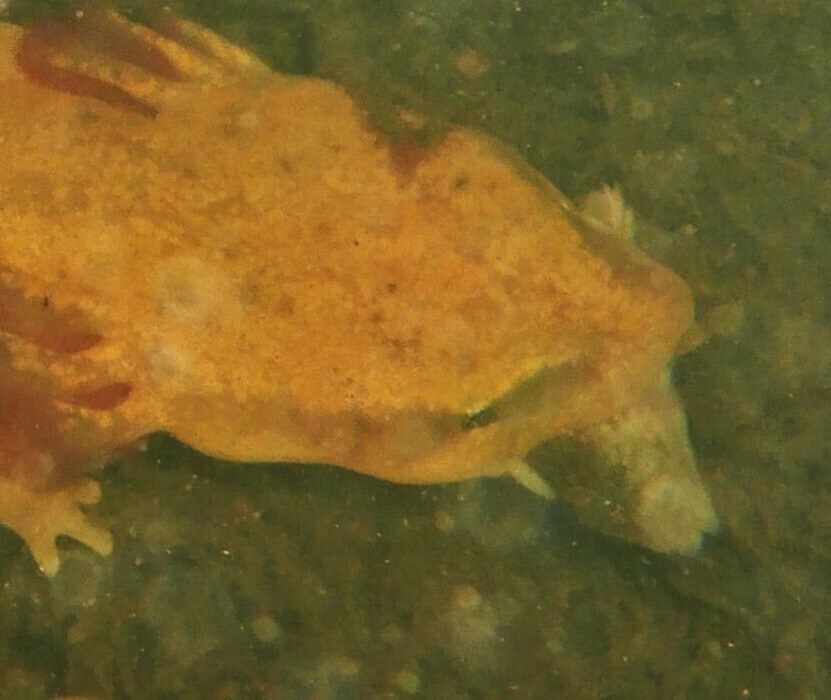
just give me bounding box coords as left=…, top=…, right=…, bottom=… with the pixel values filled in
left=0, top=379, right=148, bottom=576
left=0, top=467, right=112, bottom=577
left=0, top=329, right=132, bottom=575
left=89, top=8, right=272, bottom=85
left=16, top=7, right=271, bottom=116
left=0, top=358, right=118, bottom=576
left=152, top=13, right=272, bottom=79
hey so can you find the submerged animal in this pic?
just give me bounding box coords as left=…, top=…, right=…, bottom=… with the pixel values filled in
left=0, top=9, right=717, bottom=575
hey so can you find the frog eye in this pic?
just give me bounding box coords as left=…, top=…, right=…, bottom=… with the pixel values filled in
left=460, top=406, right=496, bottom=431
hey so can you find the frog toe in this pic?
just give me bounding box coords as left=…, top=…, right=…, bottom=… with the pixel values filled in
left=0, top=475, right=112, bottom=576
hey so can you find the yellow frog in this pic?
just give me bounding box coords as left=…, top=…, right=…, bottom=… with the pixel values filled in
left=0, top=9, right=716, bottom=575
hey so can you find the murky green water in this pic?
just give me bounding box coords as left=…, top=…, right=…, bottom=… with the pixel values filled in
left=2, top=0, right=829, bottom=697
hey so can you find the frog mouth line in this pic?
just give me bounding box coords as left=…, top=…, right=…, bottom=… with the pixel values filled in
left=458, top=358, right=588, bottom=436
left=460, top=404, right=497, bottom=431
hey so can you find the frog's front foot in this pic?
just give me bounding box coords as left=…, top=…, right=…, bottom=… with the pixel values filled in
left=0, top=471, right=112, bottom=576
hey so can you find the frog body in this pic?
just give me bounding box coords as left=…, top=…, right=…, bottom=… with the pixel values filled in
left=0, top=10, right=716, bottom=575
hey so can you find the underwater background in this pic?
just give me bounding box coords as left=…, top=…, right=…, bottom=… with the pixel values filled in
left=1, top=0, right=829, bottom=697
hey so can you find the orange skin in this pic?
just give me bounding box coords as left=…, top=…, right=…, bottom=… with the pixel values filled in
left=0, top=10, right=712, bottom=574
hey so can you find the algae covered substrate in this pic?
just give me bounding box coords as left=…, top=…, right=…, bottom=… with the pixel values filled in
left=1, top=0, right=829, bottom=697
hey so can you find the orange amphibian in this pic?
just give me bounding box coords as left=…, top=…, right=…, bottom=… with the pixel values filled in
left=0, top=10, right=716, bottom=575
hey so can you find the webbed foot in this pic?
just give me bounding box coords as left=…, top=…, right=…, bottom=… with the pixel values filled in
left=0, top=472, right=112, bottom=576
left=16, top=7, right=271, bottom=117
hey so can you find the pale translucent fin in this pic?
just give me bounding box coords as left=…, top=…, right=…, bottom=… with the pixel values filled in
left=575, top=184, right=635, bottom=241
left=510, top=462, right=555, bottom=500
